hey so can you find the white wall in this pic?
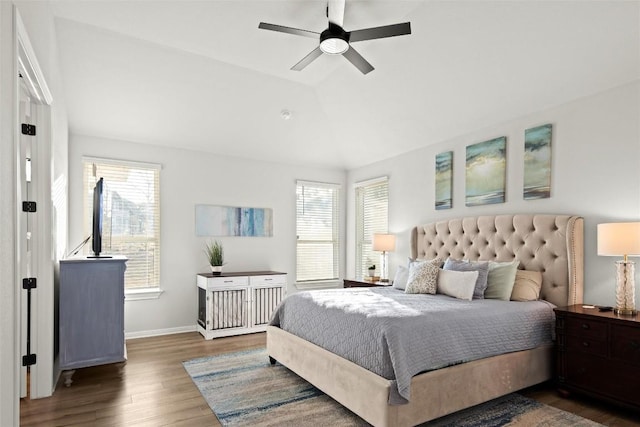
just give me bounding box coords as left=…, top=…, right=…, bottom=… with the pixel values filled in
left=347, top=81, right=640, bottom=308
left=69, top=135, right=346, bottom=335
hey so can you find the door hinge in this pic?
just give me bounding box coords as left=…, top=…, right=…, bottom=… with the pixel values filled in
left=21, top=123, right=36, bottom=136
left=22, top=278, right=37, bottom=289
left=22, top=201, right=37, bottom=212
left=22, top=354, right=37, bottom=367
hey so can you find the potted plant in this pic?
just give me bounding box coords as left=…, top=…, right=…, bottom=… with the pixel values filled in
left=368, top=264, right=376, bottom=277
left=205, top=240, right=224, bottom=275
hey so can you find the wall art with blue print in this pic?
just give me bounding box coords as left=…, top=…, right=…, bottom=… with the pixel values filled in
left=524, top=124, right=552, bottom=200
left=195, top=205, right=273, bottom=237
left=465, top=137, right=506, bottom=206
left=435, top=151, right=453, bottom=210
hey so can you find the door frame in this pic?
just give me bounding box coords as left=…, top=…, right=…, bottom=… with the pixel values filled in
left=0, top=4, right=54, bottom=423
left=15, top=6, right=54, bottom=401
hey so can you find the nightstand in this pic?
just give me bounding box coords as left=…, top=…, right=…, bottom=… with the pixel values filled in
left=554, top=304, right=640, bottom=411
left=343, top=279, right=392, bottom=288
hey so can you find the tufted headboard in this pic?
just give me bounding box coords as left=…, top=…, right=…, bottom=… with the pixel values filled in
left=410, top=214, right=584, bottom=307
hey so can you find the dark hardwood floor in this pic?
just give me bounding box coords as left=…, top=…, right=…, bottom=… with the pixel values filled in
left=20, top=332, right=640, bottom=426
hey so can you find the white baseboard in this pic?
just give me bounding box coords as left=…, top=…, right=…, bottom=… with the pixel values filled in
left=125, top=325, right=197, bottom=340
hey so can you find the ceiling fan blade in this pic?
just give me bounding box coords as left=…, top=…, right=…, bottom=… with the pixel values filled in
left=342, top=46, right=374, bottom=74
left=348, top=22, right=411, bottom=43
left=258, top=22, right=319, bottom=39
left=328, top=0, right=345, bottom=27
left=291, top=46, right=324, bottom=71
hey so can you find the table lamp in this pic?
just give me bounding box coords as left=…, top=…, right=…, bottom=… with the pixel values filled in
left=597, top=222, right=640, bottom=316
left=373, top=233, right=396, bottom=282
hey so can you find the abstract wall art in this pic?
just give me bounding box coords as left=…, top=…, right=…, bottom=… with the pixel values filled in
left=465, top=137, right=506, bottom=206
left=195, top=205, right=273, bottom=237
left=524, top=123, right=552, bottom=200
left=435, top=151, right=453, bottom=210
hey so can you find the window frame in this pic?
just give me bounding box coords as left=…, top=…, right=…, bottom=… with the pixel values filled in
left=355, top=176, right=389, bottom=279
left=82, top=156, right=163, bottom=300
left=295, top=180, right=341, bottom=287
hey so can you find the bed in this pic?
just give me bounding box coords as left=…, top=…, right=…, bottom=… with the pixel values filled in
left=267, top=214, right=584, bottom=427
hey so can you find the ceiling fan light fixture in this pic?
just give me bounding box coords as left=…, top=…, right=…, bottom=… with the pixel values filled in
left=320, top=37, right=349, bottom=54
left=319, top=26, right=349, bottom=55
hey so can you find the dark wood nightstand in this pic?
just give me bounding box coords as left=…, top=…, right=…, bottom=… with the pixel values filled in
left=343, top=279, right=392, bottom=288
left=554, top=304, right=640, bottom=411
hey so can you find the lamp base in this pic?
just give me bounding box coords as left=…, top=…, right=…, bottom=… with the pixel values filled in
left=614, top=260, right=636, bottom=316
left=614, top=307, right=638, bottom=316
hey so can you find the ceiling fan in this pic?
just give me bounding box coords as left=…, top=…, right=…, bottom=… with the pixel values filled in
left=258, top=0, right=411, bottom=75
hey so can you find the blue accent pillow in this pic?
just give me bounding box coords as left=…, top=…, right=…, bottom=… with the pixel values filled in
left=443, top=258, right=489, bottom=299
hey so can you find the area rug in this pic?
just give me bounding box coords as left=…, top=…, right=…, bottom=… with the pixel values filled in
left=183, top=348, right=602, bottom=427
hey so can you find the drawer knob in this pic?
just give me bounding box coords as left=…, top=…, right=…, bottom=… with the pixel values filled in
left=582, top=342, right=590, bottom=347
left=581, top=323, right=590, bottom=330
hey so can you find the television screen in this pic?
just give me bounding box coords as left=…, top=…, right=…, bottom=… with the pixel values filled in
left=91, top=177, right=103, bottom=256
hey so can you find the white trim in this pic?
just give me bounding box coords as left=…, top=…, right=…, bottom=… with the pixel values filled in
left=296, top=179, right=341, bottom=189
left=295, top=280, right=342, bottom=290
left=125, top=287, right=164, bottom=301
left=354, top=175, right=388, bottom=188
left=82, top=156, right=162, bottom=171
left=15, top=13, right=51, bottom=105
left=125, top=325, right=196, bottom=340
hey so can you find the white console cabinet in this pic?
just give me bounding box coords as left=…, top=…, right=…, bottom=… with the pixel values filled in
left=197, top=271, right=286, bottom=339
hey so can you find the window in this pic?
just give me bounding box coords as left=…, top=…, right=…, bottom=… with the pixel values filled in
left=355, top=177, right=389, bottom=278
left=296, top=180, right=340, bottom=283
left=83, top=158, right=161, bottom=293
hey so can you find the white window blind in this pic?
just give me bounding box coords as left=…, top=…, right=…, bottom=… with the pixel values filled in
left=83, top=158, right=161, bottom=290
left=355, top=177, right=389, bottom=279
left=296, top=181, right=340, bottom=283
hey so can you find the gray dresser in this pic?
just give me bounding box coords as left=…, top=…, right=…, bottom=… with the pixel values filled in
left=59, top=256, right=127, bottom=386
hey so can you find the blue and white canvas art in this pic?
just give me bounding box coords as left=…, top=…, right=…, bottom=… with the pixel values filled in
left=524, top=124, right=552, bottom=200
left=435, top=151, right=453, bottom=210
left=195, top=205, right=273, bottom=237
left=465, top=137, right=506, bottom=206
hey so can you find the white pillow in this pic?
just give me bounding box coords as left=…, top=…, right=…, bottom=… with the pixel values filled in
left=392, top=265, right=409, bottom=290
left=437, top=269, right=479, bottom=301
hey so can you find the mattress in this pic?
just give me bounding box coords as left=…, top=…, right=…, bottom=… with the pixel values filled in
left=270, top=287, right=556, bottom=404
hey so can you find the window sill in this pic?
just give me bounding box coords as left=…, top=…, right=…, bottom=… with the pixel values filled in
left=125, top=287, right=164, bottom=301
left=295, top=280, right=342, bottom=290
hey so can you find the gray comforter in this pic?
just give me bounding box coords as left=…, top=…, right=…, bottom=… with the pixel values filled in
left=269, top=287, right=555, bottom=404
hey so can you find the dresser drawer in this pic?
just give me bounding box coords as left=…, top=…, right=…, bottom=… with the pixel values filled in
left=206, top=276, right=249, bottom=288
left=564, top=316, right=607, bottom=340
left=611, top=324, right=640, bottom=366
left=565, top=334, right=607, bottom=357
left=249, top=275, right=286, bottom=287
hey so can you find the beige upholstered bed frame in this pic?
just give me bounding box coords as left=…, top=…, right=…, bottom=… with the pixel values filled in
left=267, top=214, right=584, bottom=427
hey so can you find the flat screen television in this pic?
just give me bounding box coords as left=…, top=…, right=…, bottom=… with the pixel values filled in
left=88, top=177, right=111, bottom=258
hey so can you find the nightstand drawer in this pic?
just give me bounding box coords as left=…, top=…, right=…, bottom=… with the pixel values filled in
left=611, top=324, right=640, bottom=366
left=565, top=335, right=607, bottom=357
left=564, top=353, right=608, bottom=389
left=564, top=317, right=607, bottom=340
left=566, top=354, right=640, bottom=406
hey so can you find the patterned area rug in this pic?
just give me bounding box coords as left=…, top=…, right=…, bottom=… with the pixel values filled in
left=183, top=348, right=602, bottom=427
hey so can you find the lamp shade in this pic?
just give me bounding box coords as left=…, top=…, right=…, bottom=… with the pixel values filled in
left=597, top=222, right=640, bottom=256
left=373, top=233, right=396, bottom=252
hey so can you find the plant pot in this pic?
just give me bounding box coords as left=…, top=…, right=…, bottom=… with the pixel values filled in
left=368, top=270, right=375, bottom=277
left=210, top=265, right=223, bottom=275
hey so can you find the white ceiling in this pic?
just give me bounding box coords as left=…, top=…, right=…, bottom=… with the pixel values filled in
left=51, top=0, right=640, bottom=169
